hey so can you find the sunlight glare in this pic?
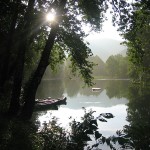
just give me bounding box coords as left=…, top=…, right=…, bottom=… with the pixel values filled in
left=46, top=12, right=55, bottom=22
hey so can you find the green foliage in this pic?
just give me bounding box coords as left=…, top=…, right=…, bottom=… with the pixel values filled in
left=106, top=54, right=129, bottom=78
left=109, top=84, right=150, bottom=150
left=124, top=85, right=150, bottom=149
left=50, top=54, right=128, bottom=81
left=39, top=117, right=69, bottom=150
left=49, top=43, right=66, bottom=71
left=113, top=0, right=150, bottom=83
left=36, top=109, right=129, bottom=150
left=106, top=80, right=130, bottom=99
left=0, top=118, right=43, bottom=150
left=88, top=55, right=106, bottom=77
left=1, top=0, right=110, bottom=90
left=31, top=109, right=117, bottom=150
left=78, top=0, right=108, bottom=31
left=56, top=10, right=95, bottom=86
left=111, top=130, right=134, bottom=150
left=24, top=31, right=47, bottom=83
left=0, top=107, right=136, bottom=150
left=69, top=108, right=117, bottom=150
left=1, top=0, right=111, bottom=118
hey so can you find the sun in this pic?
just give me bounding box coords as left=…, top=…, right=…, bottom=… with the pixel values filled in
left=46, top=12, right=55, bottom=22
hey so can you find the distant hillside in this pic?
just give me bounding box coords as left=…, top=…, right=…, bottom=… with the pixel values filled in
left=86, top=38, right=127, bottom=61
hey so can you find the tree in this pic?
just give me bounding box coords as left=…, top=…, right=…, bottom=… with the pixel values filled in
left=106, top=55, right=129, bottom=78
left=106, top=55, right=118, bottom=77
left=0, top=0, right=27, bottom=89
left=20, top=0, right=109, bottom=119
left=0, top=0, right=109, bottom=118
left=106, top=80, right=129, bottom=99
left=88, top=55, right=106, bottom=77
left=0, top=0, right=134, bottom=119
left=112, top=0, right=150, bottom=83
left=0, top=0, right=22, bottom=90
left=8, top=0, right=36, bottom=115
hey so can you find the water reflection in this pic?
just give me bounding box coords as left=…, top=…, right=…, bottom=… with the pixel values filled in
left=1, top=80, right=149, bottom=149
left=36, top=80, right=64, bottom=98
left=36, top=79, right=130, bottom=99
left=36, top=80, right=130, bottom=138
left=65, top=79, right=81, bottom=97
left=22, top=80, right=150, bottom=149
left=124, top=85, right=150, bottom=149
left=36, top=80, right=129, bottom=109
left=105, top=80, right=129, bottom=99
left=64, top=90, right=128, bottom=109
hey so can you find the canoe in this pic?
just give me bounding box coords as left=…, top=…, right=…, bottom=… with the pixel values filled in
left=34, top=97, right=67, bottom=111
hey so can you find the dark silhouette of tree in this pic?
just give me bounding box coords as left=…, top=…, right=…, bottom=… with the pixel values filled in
left=123, top=85, right=150, bottom=149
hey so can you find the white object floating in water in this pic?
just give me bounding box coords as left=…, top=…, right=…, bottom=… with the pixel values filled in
left=92, top=88, right=101, bottom=91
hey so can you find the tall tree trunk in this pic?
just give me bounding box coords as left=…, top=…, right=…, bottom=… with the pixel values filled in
left=21, top=25, right=58, bottom=119
left=21, top=0, right=67, bottom=119
left=8, top=0, right=35, bottom=116
left=0, top=0, right=21, bottom=92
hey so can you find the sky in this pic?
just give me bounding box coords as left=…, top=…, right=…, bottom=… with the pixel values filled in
left=86, top=20, right=123, bottom=41
left=46, top=7, right=125, bottom=61
left=47, top=7, right=123, bottom=41
left=82, top=11, right=126, bottom=61
left=84, top=10, right=123, bottom=41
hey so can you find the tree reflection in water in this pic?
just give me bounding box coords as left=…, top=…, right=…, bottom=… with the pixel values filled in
left=123, top=85, right=150, bottom=149
left=105, top=80, right=129, bottom=99
left=0, top=81, right=150, bottom=149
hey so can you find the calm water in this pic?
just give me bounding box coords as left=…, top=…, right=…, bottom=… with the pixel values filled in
left=0, top=79, right=149, bottom=149
left=34, top=79, right=150, bottom=149
left=35, top=79, right=130, bottom=137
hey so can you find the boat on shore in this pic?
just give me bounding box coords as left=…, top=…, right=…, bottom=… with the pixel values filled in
left=34, top=97, right=67, bottom=111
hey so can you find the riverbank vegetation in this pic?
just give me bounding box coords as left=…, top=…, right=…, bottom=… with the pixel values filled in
left=0, top=108, right=133, bottom=150
left=43, top=54, right=129, bottom=80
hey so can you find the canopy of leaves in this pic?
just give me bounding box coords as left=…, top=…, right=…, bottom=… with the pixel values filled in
left=106, top=54, right=129, bottom=78
left=112, top=0, right=150, bottom=82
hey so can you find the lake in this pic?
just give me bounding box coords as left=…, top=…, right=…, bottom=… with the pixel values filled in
left=35, top=79, right=131, bottom=148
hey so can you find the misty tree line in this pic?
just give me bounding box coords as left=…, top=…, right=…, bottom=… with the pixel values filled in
left=43, top=54, right=129, bottom=79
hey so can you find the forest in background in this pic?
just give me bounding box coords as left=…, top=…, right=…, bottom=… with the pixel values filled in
left=43, top=54, right=129, bottom=80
